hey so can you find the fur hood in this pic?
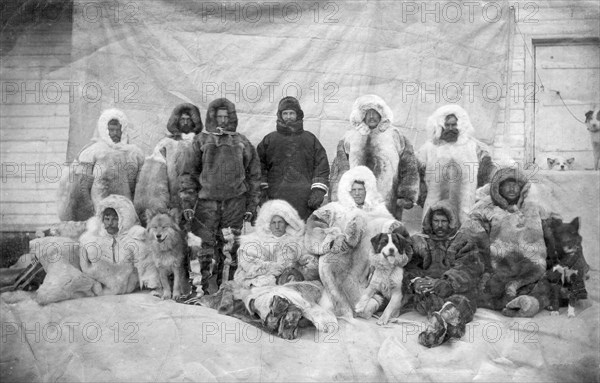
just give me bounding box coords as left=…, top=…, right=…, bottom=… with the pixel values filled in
left=349, top=94, right=394, bottom=136
left=94, top=108, right=132, bottom=148
left=426, top=104, right=474, bottom=145
left=205, top=98, right=238, bottom=132
left=92, top=194, right=141, bottom=236
left=254, top=199, right=305, bottom=238
left=422, top=199, right=459, bottom=237
left=489, top=167, right=529, bottom=211
left=337, top=166, right=387, bottom=213
left=166, top=103, right=203, bottom=135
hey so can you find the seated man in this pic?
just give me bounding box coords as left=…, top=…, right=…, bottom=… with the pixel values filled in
left=305, top=166, right=406, bottom=317
left=461, top=166, right=557, bottom=317
left=234, top=199, right=317, bottom=288
left=405, top=200, right=484, bottom=317
left=58, top=109, right=145, bottom=221
left=79, top=194, right=159, bottom=295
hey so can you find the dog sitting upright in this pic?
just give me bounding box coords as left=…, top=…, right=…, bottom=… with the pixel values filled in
left=355, top=231, right=412, bottom=325
left=147, top=212, right=188, bottom=300
left=585, top=109, right=600, bottom=170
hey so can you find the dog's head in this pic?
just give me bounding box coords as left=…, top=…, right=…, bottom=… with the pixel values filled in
left=147, top=213, right=181, bottom=244
left=278, top=305, right=303, bottom=340
left=370, top=232, right=412, bottom=267
left=585, top=109, right=600, bottom=132
left=547, top=156, right=575, bottom=171
left=550, top=217, right=582, bottom=258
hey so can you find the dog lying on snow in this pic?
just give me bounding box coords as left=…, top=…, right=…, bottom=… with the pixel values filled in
left=355, top=232, right=412, bottom=325
left=146, top=212, right=191, bottom=300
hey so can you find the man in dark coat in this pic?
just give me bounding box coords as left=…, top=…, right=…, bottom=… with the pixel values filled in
left=178, top=98, right=261, bottom=293
left=257, top=96, right=330, bottom=220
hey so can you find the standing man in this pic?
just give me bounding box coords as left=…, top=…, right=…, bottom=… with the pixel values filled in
left=257, top=96, right=330, bottom=220
left=178, top=98, right=261, bottom=293
left=329, top=95, right=419, bottom=220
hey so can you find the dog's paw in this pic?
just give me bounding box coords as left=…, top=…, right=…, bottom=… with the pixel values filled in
left=549, top=310, right=559, bottom=316
left=376, top=313, right=392, bottom=326
left=150, top=289, right=161, bottom=298
left=354, top=297, right=369, bottom=313
left=162, top=291, right=172, bottom=300
left=567, top=306, right=575, bottom=318
left=172, top=292, right=182, bottom=301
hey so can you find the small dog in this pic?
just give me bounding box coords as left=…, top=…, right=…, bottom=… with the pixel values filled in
left=418, top=294, right=476, bottom=348
left=547, top=156, right=575, bottom=171
left=546, top=264, right=587, bottom=317
left=147, top=213, right=187, bottom=300
left=585, top=109, right=600, bottom=170
left=355, top=232, right=412, bottom=325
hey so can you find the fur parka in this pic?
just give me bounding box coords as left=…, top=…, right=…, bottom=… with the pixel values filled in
left=330, top=95, right=419, bottom=219
left=57, top=109, right=145, bottom=221
left=417, top=105, right=495, bottom=224
left=305, top=166, right=405, bottom=317
left=234, top=199, right=317, bottom=288
left=461, top=167, right=550, bottom=309
left=79, top=194, right=159, bottom=295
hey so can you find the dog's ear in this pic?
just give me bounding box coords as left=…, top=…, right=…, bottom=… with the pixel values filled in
left=568, top=217, right=580, bottom=232
left=585, top=110, right=594, bottom=122
left=144, top=209, right=156, bottom=226
left=547, top=158, right=556, bottom=168
left=566, top=157, right=575, bottom=165
left=370, top=233, right=384, bottom=252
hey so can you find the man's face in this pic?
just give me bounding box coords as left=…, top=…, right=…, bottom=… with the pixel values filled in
left=499, top=179, right=521, bottom=203
left=107, top=122, right=122, bottom=143
left=216, top=109, right=229, bottom=127
left=178, top=112, right=193, bottom=133
left=350, top=182, right=366, bottom=206
left=269, top=215, right=288, bottom=237
left=364, top=109, right=381, bottom=129
left=281, top=109, right=297, bottom=123
left=431, top=212, right=450, bottom=237
left=103, top=212, right=119, bottom=235
left=440, top=115, right=459, bottom=143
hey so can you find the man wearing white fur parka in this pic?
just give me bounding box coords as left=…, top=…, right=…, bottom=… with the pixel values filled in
left=330, top=95, right=420, bottom=220
left=234, top=199, right=318, bottom=288
left=58, top=108, right=145, bottom=221
left=79, top=194, right=159, bottom=296
left=305, top=166, right=407, bottom=318
left=417, top=104, right=495, bottom=225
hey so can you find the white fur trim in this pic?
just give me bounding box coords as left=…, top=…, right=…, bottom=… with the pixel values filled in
left=426, top=104, right=474, bottom=145
left=337, top=166, right=385, bottom=212
left=95, top=108, right=131, bottom=148
left=349, top=95, right=394, bottom=135
left=255, top=199, right=305, bottom=237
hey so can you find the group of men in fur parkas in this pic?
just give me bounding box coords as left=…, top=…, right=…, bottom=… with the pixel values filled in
left=56, top=95, right=588, bottom=333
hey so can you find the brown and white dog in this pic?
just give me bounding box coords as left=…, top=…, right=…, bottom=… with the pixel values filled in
left=355, top=232, right=412, bottom=325
left=585, top=109, right=600, bottom=170
left=147, top=213, right=188, bottom=300
left=547, top=156, right=575, bottom=171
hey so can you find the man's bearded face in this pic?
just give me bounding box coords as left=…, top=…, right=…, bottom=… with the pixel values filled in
left=440, top=115, right=459, bottom=143
left=431, top=211, right=450, bottom=237
left=364, top=109, right=381, bottom=129
left=178, top=112, right=193, bottom=133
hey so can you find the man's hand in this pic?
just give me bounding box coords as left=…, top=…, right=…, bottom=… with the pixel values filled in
left=307, top=188, right=327, bottom=210
left=331, top=234, right=349, bottom=253
left=502, top=295, right=540, bottom=318
left=396, top=198, right=414, bottom=210
left=413, top=277, right=434, bottom=294
left=243, top=212, right=253, bottom=222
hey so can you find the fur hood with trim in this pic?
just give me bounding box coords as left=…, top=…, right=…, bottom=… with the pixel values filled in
left=426, top=104, right=474, bottom=145
left=489, top=167, right=530, bottom=212
left=349, top=94, right=394, bottom=136
left=337, top=166, right=389, bottom=215
left=93, top=108, right=132, bottom=149
left=422, top=199, right=459, bottom=237
left=254, top=199, right=305, bottom=238
left=91, top=194, right=142, bottom=238
left=205, top=98, right=238, bottom=132
left=166, top=103, right=203, bottom=136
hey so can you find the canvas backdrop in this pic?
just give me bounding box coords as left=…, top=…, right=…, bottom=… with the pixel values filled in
left=67, top=0, right=511, bottom=161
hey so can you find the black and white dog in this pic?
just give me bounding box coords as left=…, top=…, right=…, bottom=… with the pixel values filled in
left=355, top=231, right=412, bottom=325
